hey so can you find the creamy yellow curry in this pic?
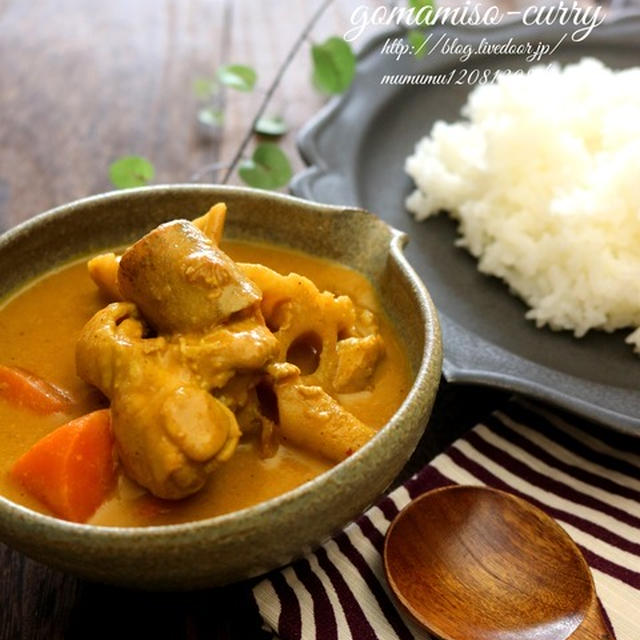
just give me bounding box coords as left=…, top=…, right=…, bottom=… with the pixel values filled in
left=0, top=204, right=411, bottom=527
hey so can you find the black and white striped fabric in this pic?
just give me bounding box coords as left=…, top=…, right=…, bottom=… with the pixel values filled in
left=253, top=399, right=640, bottom=640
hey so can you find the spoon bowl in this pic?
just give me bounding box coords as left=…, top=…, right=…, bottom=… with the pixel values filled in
left=383, top=485, right=611, bottom=640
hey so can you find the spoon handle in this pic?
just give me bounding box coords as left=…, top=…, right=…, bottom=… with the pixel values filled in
left=571, top=597, right=613, bottom=640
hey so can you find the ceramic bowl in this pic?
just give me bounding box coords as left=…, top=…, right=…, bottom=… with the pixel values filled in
left=0, top=185, right=441, bottom=589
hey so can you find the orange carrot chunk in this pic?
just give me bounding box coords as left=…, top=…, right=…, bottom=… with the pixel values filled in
left=11, top=409, right=115, bottom=523
left=0, top=365, right=73, bottom=414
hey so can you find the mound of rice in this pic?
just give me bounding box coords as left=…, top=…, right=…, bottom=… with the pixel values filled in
left=405, top=58, right=640, bottom=353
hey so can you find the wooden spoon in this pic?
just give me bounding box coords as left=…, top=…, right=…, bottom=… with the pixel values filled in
left=384, top=485, right=612, bottom=640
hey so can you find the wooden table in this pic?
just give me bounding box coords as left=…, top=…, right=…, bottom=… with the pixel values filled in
left=0, top=2, right=507, bottom=637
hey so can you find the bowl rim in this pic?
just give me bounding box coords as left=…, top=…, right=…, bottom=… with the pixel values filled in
left=0, top=184, right=442, bottom=541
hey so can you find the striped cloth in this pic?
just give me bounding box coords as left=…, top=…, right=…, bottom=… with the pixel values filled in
left=253, top=399, right=640, bottom=640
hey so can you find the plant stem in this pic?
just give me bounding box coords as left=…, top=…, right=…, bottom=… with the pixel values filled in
left=190, top=160, right=233, bottom=182
left=221, top=0, right=335, bottom=184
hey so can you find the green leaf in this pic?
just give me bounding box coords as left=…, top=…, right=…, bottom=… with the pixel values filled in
left=254, top=115, right=288, bottom=137
left=198, top=107, right=225, bottom=127
left=407, top=30, right=428, bottom=58
left=217, top=64, right=257, bottom=92
left=409, top=0, right=436, bottom=25
left=238, top=143, right=292, bottom=190
left=311, top=37, right=356, bottom=95
left=109, top=156, right=155, bottom=189
left=193, top=76, right=217, bottom=99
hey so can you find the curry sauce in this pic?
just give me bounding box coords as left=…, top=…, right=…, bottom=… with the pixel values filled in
left=0, top=240, right=411, bottom=527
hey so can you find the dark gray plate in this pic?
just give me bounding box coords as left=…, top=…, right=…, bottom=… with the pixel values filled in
left=292, top=16, right=640, bottom=435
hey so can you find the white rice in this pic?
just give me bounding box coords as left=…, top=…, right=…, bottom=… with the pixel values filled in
left=405, top=58, right=640, bottom=353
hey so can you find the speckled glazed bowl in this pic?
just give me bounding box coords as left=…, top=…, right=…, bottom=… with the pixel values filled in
left=0, top=185, right=441, bottom=589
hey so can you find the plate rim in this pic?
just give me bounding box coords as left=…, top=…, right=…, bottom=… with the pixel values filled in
left=291, top=16, right=640, bottom=436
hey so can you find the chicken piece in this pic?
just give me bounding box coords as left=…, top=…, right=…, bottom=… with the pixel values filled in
left=88, top=253, right=122, bottom=301
left=111, top=372, right=240, bottom=499
left=86, top=204, right=228, bottom=303
left=76, top=303, right=241, bottom=499
left=333, top=334, right=385, bottom=393
left=119, top=220, right=261, bottom=334
left=192, top=202, right=227, bottom=245
left=240, top=263, right=384, bottom=394
left=213, top=373, right=260, bottom=414
left=173, top=311, right=279, bottom=389
left=231, top=388, right=262, bottom=435
left=230, top=388, right=280, bottom=459
left=274, top=378, right=375, bottom=462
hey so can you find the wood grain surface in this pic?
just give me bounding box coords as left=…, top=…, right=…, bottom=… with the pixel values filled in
left=384, top=486, right=611, bottom=640
left=0, top=0, right=371, bottom=229
left=0, top=2, right=508, bottom=638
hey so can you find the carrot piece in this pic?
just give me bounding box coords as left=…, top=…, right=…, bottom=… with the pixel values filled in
left=11, top=410, right=115, bottom=523
left=0, top=365, right=73, bottom=414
